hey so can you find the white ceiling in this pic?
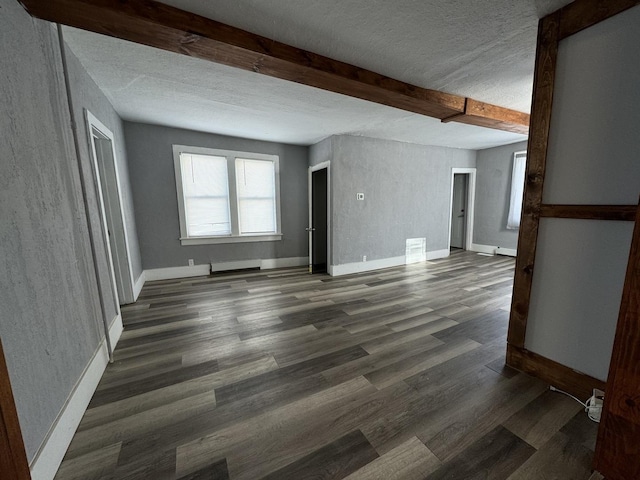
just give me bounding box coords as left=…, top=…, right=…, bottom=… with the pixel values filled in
left=63, top=0, right=573, bottom=150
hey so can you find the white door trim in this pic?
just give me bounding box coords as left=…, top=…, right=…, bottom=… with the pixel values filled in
left=85, top=110, right=135, bottom=305
left=448, top=168, right=476, bottom=251
left=308, top=161, right=331, bottom=271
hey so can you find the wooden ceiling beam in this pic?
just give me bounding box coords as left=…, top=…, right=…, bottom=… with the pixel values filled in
left=442, top=99, right=530, bottom=135
left=558, top=0, right=640, bottom=39
left=19, top=0, right=530, bottom=134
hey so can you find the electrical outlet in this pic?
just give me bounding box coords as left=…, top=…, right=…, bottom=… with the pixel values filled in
left=356, top=192, right=365, bottom=201
left=188, top=259, right=194, bottom=267
left=362, top=255, right=367, bottom=262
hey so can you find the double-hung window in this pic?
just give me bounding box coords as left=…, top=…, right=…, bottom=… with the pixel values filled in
left=173, top=145, right=282, bottom=245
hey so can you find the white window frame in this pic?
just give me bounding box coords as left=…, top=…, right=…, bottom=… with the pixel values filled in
left=173, top=145, right=282, bottom=245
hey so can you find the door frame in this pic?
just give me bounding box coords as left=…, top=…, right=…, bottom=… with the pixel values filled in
left=448, top=168, right=476, bottom=250
left=308, top=162, right=331, bottom=272
left=85, top=110, right=135, bottom=305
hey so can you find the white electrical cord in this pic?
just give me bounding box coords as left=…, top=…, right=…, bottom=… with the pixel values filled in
left=549, top=385, right=601, bottom=422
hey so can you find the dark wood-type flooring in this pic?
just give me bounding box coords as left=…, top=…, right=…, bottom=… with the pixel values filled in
left=55, top=251, right=598, bottom=479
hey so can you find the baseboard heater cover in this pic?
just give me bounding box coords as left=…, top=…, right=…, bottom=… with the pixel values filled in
left=210, top=259, right=262, bottom=273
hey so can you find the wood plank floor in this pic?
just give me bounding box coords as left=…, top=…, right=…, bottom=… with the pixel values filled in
left=55, top=251, right=599, bottom=479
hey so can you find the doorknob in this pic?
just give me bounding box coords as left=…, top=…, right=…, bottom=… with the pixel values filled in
left=306, top=227, right=316, bottom=232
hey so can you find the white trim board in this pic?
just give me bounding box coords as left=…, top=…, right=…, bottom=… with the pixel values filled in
left=496, top=247, right=517, bottom=257
left=143, top=257, right=310, bottom=282
left=132, top=271, right=145, bottom=302
left=260, top=257, right=309, bottom=269
left=426, top=249, right=451, bottom=261
left=145, top=264, right=211, bottom=281
left=211, top=257, right=308, bottom=272
left=330, top=250, right=451, bottom=277
left=469, top=243, right=517, bottom=257
left=329, top=256, right=406, bottom=276
left=30, top=315, right=123, bottom=480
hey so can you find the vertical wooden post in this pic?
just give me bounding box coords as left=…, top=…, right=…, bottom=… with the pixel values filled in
left=593, top=199, right=640, bottom=479
left=0, top=339, right=31, bottom=479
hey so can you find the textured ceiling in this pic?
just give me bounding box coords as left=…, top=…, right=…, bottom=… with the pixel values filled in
left=62, top=0, right=574, bottom=149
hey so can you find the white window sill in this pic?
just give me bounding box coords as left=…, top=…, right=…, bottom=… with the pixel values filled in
left=180, top=233, right=283, bottom=246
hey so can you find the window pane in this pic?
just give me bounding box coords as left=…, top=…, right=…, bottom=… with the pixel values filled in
left=507, top=153, right=526, bottom=230
left=236, top=158, right=276, bottom=234
left=181, top=153, right=231, bottom=236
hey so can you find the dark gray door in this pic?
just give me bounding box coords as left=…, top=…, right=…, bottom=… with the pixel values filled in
left=311, top=168, right=328, bottom=273
left=451, top=174, right=467, bottom=249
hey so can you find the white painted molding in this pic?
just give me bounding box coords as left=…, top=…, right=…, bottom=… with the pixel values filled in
left=468, top=243, right=517, bottom=257
left=469, top=243, right=497, bottom=255
left=142, top=257, right=310, bottom=283
left=144, top=264, right=211, bottom=281
left=426, top=249, right=451, bottom=261
left=495, top=247, right=517, bottom=257
left=329, top=256, right=406, bottom=277
left=260, top=257, right=309, bottom=269
left=132, top=271, right=145, bottom=302
left=30, top=316, right=123, bottom=480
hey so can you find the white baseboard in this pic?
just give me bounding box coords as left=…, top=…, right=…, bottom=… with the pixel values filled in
left=426, top=249, right=450, bottom=261
left=30, top=315, right=123, bottom=480
left=469, top=243, right=517, bottom=257
left=469, top=243, right=497, bottom=255
left=496, top=247, right=517, bottom=257
left=143, top=257, right=310, bottom=283
left=108, top=314, right=123, bottom=349
left=144, top=264, right=211, bottom=281
left=260, top=257, right=309, bottom=269
left=210, top=257, right=309, bottom=272
left=329, top=250, right=452, bottom=277
left=329, top=256, right=406, bottom=277
left=132, top=271, right=145, bottom=301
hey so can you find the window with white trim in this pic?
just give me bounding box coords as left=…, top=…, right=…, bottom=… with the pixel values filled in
left=507, top=151, right=527, bottom=230
left=173, top=145, right=282, bottom=245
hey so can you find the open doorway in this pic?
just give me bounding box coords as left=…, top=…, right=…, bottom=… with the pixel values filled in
left=308, top=162, right=330, bottom=273
left=449, top=168, right=476, bottom=251
left=85, top=110, right=135, bottom=305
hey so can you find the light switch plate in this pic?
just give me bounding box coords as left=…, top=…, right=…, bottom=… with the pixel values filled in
left=356, top=193, right=365, bottom=200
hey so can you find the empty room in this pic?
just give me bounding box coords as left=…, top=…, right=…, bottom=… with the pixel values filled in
left=1, top=0, right=639, bottom=479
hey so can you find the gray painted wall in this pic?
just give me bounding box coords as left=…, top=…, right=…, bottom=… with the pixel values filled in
left=309, top=137, right=332, bottom=167
left=124, top=122, right=309, bottom=269
left=524, top=5, right=640, bottom=381
left=0, top=0, right=104, bottom=460
left=474, top=141, right=527, bottom=250
left=65, top=42, right=143, bottom=287
left=326, top=135, right=476, bottom=265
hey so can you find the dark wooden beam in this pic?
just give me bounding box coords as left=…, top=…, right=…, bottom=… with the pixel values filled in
left=18, top=0, right=530, bottom=134
left=540, top=204, right=637, bottom=221
left=444, top=99, right=530, bottom=135
left=507, top=344, right=605, bottom=400
left=558, top=0, right=640, bottom=39
left=594, top=199, right=640, bottom=479
left=0, top=340, right=31, bottom=480
left=507, top=12, right=560, bottom=349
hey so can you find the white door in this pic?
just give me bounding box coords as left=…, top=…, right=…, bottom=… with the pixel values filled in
left=86, top=111, right=135, bottom=305
left=450, top=174, right=467, bottom=249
